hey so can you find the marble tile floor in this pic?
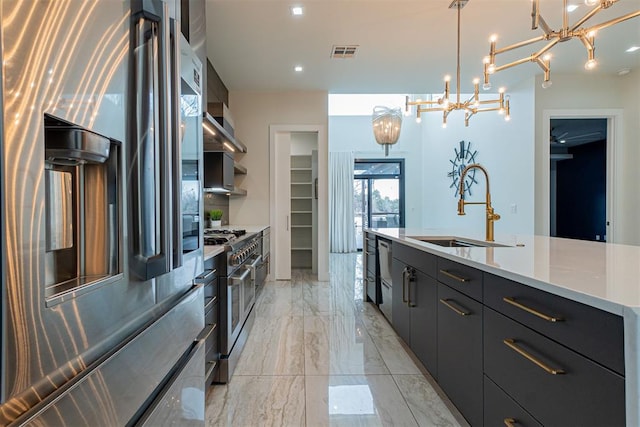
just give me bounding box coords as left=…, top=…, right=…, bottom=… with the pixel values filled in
left=205, top=253, right=468, bottom=427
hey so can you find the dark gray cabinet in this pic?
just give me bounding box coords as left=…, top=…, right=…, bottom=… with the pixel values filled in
left=391, top=244, right=438, bottom=375
left=437, top=283, right=483, bottom=427
left=484, top=307, right=625, bottom=426
left=484, top=375, right=542, bottom=427
left=364, top=232, right=378, bottom=304
left=391, top=258, right=411, bottom=343
left=204, top=151, right=234, bottom=191
left=483, top=272, right=624, bottom=375
left=378, top=238, right=627, bottom=427
left=408, top=269, right=437, bottom=375
left=198, top=253, right=222, bottom=386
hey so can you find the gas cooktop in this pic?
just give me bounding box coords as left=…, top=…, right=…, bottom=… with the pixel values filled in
left=203, top=229, right=247, bottom=246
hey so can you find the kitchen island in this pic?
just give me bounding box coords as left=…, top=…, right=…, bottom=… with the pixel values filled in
left=366, top=228, right=639, bottom=426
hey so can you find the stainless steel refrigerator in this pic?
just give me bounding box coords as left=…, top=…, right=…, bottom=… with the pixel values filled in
left=0, top=1, right=206, bottom=425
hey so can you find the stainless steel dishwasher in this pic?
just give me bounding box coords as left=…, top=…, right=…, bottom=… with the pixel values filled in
left=378, top=239, right=393, bottom=321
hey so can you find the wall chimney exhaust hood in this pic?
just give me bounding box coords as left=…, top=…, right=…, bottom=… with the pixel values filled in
left=202, top=112, right=246, bottom=153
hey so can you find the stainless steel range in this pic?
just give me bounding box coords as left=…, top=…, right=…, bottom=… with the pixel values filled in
left=205, top=229, right=264, bottom=382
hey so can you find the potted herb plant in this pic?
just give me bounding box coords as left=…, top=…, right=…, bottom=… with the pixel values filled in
left=208, top=209, right=223, bottom=228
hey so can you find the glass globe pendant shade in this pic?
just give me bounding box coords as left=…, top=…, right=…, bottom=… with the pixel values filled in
left=372, top=106, right=402, bottom=156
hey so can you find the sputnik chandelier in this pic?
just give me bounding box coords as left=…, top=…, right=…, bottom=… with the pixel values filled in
left=405, top=0, right=511, bottom=128
left=483, top=0, right=640, bottom=89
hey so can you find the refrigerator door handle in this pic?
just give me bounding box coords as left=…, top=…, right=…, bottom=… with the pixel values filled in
left=169, top=17, right=183, bottom=269
left=129, top=2, right=173, bottom=280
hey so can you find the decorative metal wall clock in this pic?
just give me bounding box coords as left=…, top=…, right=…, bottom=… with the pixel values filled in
left=448, top=140, right=478, bottom=197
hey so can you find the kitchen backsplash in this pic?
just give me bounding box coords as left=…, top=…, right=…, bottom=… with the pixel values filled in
left=204, top=193, right=230, bottom=226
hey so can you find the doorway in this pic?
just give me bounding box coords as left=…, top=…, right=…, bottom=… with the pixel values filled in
left=269, top=124, right=328, bottom=281
left=541, top=109, right=622, bottom=243
left=354, top=159, right=405, bottom=250
left=550, top=118, right=607, bottom=241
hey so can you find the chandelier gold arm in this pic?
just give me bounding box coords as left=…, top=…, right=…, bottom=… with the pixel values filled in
left=406, top=0, right=511, bottom=127
left=484, top=0, right=640, bottom=89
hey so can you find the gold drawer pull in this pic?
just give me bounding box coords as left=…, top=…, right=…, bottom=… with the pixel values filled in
left=503, top=338, right=565, bottom=375
left=503, top=297, right=564, bottom=322
left=439, top=298, right=470, bottom=316
left=504, top=418, right=516, bottom=427
left=439, top=269, right=470, bottom=283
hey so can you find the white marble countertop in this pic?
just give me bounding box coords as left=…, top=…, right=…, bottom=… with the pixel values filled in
left=367, top=228, right=640, bottom=315
left=367, top=228, right=640, bottom=424
left=203, top=245, right=225, bottom=261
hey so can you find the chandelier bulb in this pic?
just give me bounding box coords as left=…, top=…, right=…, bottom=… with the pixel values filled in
left=584, top=0, right=598, bottom=6
left=490, top=34, right=498, bottom=43
left=541, top=79, right=552, bottom=89
left=487, top=64, right=496, bottom=74
left=416, top=117, right=422, bottom=124
left=482, top=82, right=492, bottom=90
left=585, top=58, right=597, bottom=70
left=505, top=115, right=511, bottom=122
left=442, top=122, right=447, bottom=129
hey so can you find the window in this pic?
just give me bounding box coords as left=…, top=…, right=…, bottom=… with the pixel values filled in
left=353, top=159, right=405, bottom=250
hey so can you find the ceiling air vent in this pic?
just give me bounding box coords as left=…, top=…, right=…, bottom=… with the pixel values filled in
left=331, top=45, right=359, bottom=59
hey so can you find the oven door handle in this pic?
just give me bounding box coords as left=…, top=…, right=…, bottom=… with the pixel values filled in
left=229, top=268, right=250, bottom=285
left=247, top=255, right=263, bottom=280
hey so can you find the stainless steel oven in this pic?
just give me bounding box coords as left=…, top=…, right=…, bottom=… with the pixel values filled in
left=227, top=266, right=248, bottom=346
left=214, top=232, right=260, bottom=383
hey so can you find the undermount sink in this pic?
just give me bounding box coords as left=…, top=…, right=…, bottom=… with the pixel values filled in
left=408, top=236, right=513, bottom=248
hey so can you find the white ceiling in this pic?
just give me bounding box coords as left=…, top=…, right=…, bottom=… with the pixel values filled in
left=205, top=0, right=640, bottom=94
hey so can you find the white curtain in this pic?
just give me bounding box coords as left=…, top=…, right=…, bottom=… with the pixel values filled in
left=329, top=152, right=356, bottom=253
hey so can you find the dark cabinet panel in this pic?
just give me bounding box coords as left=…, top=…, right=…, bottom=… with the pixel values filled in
left=437, top=258, right=483, bottom=301
left=200, top=256, right=220, bottom=386
left=391, top=258, right=411, bottom=344
left=364, top=233, right=378, bottom=304
left=409, top=270, right=437, bottom=375
left=204, top=152, right=234, bottom=191
left=484, top=307, right=625, bottom=427
left=437, top=283, right=483, bottom=427
left=484, top=272, right=624, bottom=375
left=484, top=375, right=542, bottom=427
left=393, top=243, right=436, bottom=277
left=391, top=257, right=438, bottom=377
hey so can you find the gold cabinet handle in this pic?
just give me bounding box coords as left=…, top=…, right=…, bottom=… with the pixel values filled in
left=439, top=298, right=470, bottom=316
left=503, top=338, right=565, bottom=375
left=503, top=297, right=564, bottom=322
left=504, top=418, right=516, bottom=427
left=439, top=269, right=470, bottom=283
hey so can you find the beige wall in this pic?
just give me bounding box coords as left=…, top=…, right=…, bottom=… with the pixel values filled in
left=534, top=72, right=640, bottom=244
left=228, top=91, right=329, bottom=278
left=228, top=90, right=328, bottom=224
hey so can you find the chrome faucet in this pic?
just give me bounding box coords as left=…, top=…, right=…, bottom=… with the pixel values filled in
left=457, top=163, right=501, bottom=242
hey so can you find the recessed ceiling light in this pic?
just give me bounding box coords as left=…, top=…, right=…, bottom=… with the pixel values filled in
left=626, top=46, right=640, bottom=53
left=291, top=6, right=303, bottom=16
left=567, top=4, right=579, bottom=12
left=294, top=65, right=303, bottom=72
